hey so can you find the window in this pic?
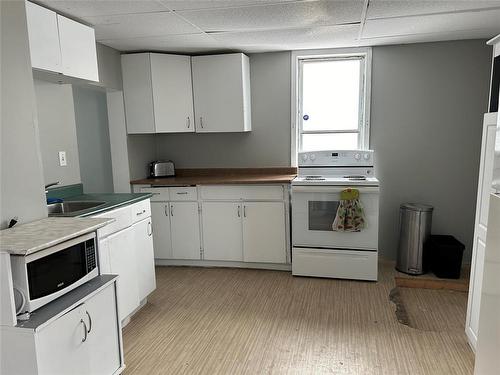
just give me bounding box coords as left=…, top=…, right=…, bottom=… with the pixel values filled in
left=292, top=49, right=371, bottom=160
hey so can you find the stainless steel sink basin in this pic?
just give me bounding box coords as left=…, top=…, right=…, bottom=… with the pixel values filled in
left=47, top=201, right=106, bottom=215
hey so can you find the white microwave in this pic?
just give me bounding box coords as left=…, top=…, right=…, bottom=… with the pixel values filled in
left=10, top=232, right=98, bottom=314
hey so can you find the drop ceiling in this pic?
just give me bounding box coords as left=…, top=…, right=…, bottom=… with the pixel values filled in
left=36, top=0, right=500, bottom=54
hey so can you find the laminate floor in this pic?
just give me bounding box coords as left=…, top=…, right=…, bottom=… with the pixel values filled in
left=123, top=261, right=473, bottom=375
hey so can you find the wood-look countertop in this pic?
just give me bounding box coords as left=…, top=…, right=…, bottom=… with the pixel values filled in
left=130, top=168, right=297, bottom=186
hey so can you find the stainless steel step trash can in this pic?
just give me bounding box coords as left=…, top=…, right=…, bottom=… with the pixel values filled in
left=396, top=203, right=434, bottom=275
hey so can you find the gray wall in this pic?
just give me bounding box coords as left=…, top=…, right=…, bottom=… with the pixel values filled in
left=97, top=43, right=123, bottom=91
left=371, top=40, right=491, bottom=262
left=128, top=135, right=157, bottom=180
left=156, top=52, right=291, bottom=167
left=34, top=80, right=82, bottom=187
left=73, top=85, right=114, bottom=193
left=1, top=1, right=47, bottom=229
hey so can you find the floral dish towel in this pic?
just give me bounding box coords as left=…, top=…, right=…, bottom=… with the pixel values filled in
left=332, top=188, right=366, bottom=232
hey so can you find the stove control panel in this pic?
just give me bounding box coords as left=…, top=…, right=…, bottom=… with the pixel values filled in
left=298, top=150, right=374, bottom=167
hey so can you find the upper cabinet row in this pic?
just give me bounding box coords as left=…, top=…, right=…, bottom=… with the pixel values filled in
left=121, top=53, right=252, bottom=134
left=25, top=1, right=99, bottom=82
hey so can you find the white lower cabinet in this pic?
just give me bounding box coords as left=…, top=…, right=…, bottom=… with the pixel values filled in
left=132, top=217, right=156, bottom=300
left=242, top=202, right=286, bottom=263
left=202, top=202, right=243, bottom=261
left=151, top=202, right=173, bottom=259
left=34, top=282, right=122, bottom=375
left=170, top=202, right=201, bottom=260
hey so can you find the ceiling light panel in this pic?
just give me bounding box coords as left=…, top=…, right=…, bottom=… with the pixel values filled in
left=86, top=12, right=200, bottom=40
left=176, top=0, right=364, bottom=32
left=159, top=0, right=299, bottom=11
left=38, top=0, right=168, bottom=18
left=367, top=0, right=500, bottom=19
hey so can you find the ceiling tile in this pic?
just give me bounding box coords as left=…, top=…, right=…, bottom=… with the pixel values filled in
left=363, top=8, right=500, bottom=39
left=367, top=0, right=500, bottom=19
left=85, top=12, right=200, bottom=40
left=176, top=0, right=364, bottom=32
left=210, top=24, right=361, bottom=53
left=100, top=33, right=226, bottom=53
left=159, top=0, right=298, bottom=11
left=38, top=0, right=168, bottom=17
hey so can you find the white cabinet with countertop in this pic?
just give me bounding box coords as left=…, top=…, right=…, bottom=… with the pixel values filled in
left=192, top=53, right=251, bottom=132
left=122, top=53, right=195, bottom=134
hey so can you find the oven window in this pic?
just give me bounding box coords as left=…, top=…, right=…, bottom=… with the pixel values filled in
left=308, top=201, right=339, bottom=231
left=27, top=244, right=87, bottom=300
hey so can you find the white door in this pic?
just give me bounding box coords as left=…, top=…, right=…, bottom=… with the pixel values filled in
left=202, top=202, right=243, bottom=261
left=37, top=305, right=90, bottom=375
left=292, top=185, right=379, bottom=250
left=57, top=14, right=98, bottom=81
left=170, top=202, right=201, bottom=260
left=243, top=202, right=286, bottom=263
left=151, top=54, right=195, bottom=133
left=107, top=227, right=140, bottom=321
left=25, top=1, right=62, bottom=72
left=85, top=284, right=121, bottom=375
left=191, top=54, right=249, bottom=132
left=132, top=217, right=157, bottom=300
left=151, top=202, right=173, bottom=259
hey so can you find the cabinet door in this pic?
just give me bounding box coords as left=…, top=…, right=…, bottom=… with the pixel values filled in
left=133, top=217, right=157, bottom=300
left=37, top=305, right=90, bottom=375
left=151, top=202, right=173, bottom=259
left=151, top=54, right=195, bottom=133
left=170, top=202, right=201, bottom=260
left=121, top=54, right=155, bottom=134
left=85, top=283, right=122, bottom=375
left=202, top=202, right=243, bottom=261
left=107, top=227, right=140, bottom=321
left=57, top=14, right=99, bottom=81
left=243, top=202, right=286, bottom=263
left=192, top=53, right=250, bottom=132
left=25, top=1, right=62, bottom=72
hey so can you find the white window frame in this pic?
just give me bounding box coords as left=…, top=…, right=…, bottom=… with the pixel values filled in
left=290, top=47, right=372, bottom=166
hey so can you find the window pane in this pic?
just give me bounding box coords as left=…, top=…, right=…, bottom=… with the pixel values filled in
left=301, top=58, right=361, bottom=131
left=301, top=133, right=358, bottom=151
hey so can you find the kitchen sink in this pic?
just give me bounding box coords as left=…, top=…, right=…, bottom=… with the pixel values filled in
left=47, top=201, right=106, bottom=215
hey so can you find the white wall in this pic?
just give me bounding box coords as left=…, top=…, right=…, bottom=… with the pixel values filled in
left=1, top=0, right=47, bottom=229
left=34, top=80, right=81, bottom=187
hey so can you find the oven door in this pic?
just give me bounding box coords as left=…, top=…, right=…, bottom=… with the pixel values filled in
left=292, top=185, right=379, bottom=250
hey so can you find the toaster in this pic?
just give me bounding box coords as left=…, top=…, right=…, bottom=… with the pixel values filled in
left=149, top=161, right=175, bottom=178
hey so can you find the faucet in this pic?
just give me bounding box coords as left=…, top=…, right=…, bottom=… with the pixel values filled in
left=45, top=181, right=60, bottom=193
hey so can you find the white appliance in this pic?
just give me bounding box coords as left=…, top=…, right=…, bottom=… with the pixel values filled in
left=291, top=150, right=380, bottom=281
left=10, top=232, right=98, bottom=314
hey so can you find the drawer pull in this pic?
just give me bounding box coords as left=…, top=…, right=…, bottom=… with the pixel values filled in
left=136, top=209, right=146, bottom=216
left=237, top=205, right=241, bottom=217
left=81, top=319, right=88, bottom=342
left=85, top=311, right=92, bottom=333
left=164, top=205, right=169, bottom=216
left=176, top=192, right=188, bottom=195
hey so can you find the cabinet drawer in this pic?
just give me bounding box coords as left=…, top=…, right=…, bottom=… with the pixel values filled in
left=169, top=187, right=197, bottom=201
left=140, top=187, right=169, bottom=201
left=200, top=185, right=284, bottom=201
left=131, top=199, right=151, bottom=223
left=93, top=205, right=132, bottom=237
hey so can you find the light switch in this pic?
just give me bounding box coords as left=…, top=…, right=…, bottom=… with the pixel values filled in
left=58, top=151, right=67, bottom=166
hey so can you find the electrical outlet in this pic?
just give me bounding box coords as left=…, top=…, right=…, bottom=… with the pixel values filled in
left=58, top=151, right=67, bottom=166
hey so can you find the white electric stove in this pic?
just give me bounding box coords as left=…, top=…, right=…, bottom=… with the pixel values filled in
left=291, top=150, right=380, bottom=281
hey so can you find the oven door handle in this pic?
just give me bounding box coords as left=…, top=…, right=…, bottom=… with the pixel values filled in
left=292, top=186, right=380, bottom=194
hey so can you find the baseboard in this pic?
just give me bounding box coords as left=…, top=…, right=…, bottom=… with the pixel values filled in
left=155, top=259, right=292, bottom=271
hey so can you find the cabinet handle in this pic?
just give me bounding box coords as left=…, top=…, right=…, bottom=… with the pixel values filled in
left=237, top=205, right=241, bottom=217
left=81, top=319, right=88, bottom=342
left=148, top=221, right=152, bottom=236
left=136, top=209, right=146, bottom=216
left=164, top=204, right=169, bottom=216
left=170, top=204, right=174, bottom=216
left=176, top=192, right=188, bottom=195
left=187, top=116, right=190, bottom=128
left=85, top=311, right=92, bottom=333
left=200, top=116, right=204, bottom=129
left=243, top=205, right=246, bottom=217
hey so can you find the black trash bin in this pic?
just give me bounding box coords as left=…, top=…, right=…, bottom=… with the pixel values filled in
left=425, top=235, right=465, bottom=279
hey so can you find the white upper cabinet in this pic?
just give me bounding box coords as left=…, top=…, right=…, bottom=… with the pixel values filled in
left=25, top=1, right=98, bottom=81
left=57, top=14, right=99, bottom=82
left=25, top=1, right=62, bottom=73
left=121, top=53, right=195, bottom=134
left=192, top=53, right=251, bottom=132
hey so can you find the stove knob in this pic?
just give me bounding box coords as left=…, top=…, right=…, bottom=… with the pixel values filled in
left=301, top=154, right=308, bottom=161
left=363, top=153, right=371, bottom=160
left=354, top=153, right=361, bottom=161
left=309, top=153, right=316, bottom=161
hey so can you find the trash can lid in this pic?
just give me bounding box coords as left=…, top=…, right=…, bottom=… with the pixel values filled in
left=400, top=203, right=434, bottom=212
